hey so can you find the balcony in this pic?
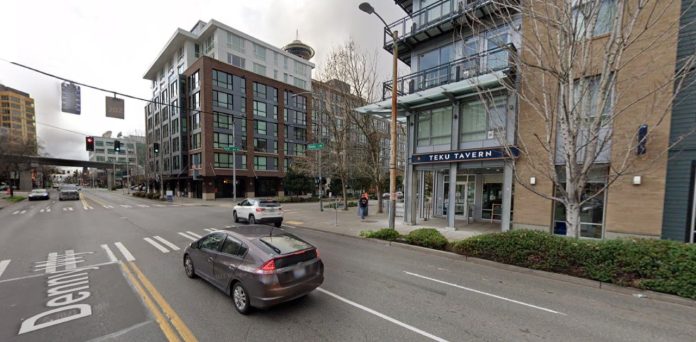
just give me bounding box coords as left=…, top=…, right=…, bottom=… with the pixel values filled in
left=384, top=0, right=515, bottom=66
left=382, top=44, right=514, bottom=100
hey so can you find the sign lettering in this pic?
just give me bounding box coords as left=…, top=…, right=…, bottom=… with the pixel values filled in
left=411, top=147, right=519, bottom=164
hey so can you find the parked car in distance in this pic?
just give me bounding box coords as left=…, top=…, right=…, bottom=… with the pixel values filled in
left=183, top=226, right=324, bottom=314
left=59, top=184, right=80, bottom=201
left=233, top=199, right=283, bottom=227
left=28, top=189, right=50, bottom=201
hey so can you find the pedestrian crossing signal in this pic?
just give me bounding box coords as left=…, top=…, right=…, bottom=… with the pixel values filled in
left=154, top=143, right=160, bottom=154
left=114, top=140, right=121, bottom=152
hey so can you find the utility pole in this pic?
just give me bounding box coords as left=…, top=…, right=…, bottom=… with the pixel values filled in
left=318, top=93, right=324, bottom=212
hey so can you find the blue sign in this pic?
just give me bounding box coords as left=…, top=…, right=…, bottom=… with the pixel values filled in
left=411, top=147, right=519, bottom=164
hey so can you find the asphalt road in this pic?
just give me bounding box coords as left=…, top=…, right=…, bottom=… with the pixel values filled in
left=0, top=189, right=694, bottom=342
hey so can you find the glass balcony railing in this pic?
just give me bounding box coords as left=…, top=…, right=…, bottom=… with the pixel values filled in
left=382, top=43, right=514, bottom=100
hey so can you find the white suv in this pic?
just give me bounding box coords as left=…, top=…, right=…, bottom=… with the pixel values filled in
left=233, top=198, right=283, bottom=227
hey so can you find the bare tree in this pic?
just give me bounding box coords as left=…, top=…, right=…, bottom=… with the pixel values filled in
left=462, top=0, right=696, bottom=237
left=0, top=135, right=39, bottom=196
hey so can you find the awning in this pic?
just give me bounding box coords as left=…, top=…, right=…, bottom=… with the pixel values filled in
left=355, top=70, right=509, bottom=117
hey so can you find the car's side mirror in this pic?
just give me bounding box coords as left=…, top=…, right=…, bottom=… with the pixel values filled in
left=190, top=241, right=198, bottom=249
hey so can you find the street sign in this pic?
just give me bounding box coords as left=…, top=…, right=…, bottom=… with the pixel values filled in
left=224, top=146, right=240, bottom=152
left=307, top=143, right=324, bottom=150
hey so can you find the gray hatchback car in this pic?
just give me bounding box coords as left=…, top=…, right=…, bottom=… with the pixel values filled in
left=183, top=225, right=324, bottom=314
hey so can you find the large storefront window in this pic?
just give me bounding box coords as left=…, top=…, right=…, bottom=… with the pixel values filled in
left=553, top=166, right=608, bottom=239
left=460, top=96, right=507, bottom=143
left=417, top=106, right=452, bottom=146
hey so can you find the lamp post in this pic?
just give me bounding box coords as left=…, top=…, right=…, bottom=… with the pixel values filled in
left=359, top=2, right=399, bottom=230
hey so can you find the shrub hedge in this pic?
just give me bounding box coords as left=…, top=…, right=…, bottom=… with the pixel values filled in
left=360, top=228, right=401, bottom=241
left=450, top=230, right=696, bottom=299
left=405, top=228, right=448, bottom=250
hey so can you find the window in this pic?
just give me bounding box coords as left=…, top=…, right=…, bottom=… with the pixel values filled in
left=221, top=237, right=247, bottom=256
left=253, top=63, right=266, bottom=75
left=418, top=44, right=453, bottom=88
left=192, top=133, right=201, bottom=149
left=212, top=91, right=233, bottom=109
left=228, top=33, right=245, bottom=52
left=214, top=112, right=232, bottom=129
left=417, top=106, right=452, bottom=146
left=162, top=124, right=169, bottom=138
left=255, top=120, right=267, bottom=135
left=573, top=75, right=614, bottom=122
left=228, top=54, right=246, bottom=69
left=573, top=0, right=616, bottom=38
left=254, top=156, right=268, bottom=170
left=199, top=233, right=225, bottom=251
left=191, top=153, right=201, bottom=167
left=253, top=82, right=267, bottom=99
left=273, top=105, right=278, bottom=120
left=203, top=35, right=215, bottom=55
left=212, top=70, right=233, bottom=89
left=172, top=137, right=179, bottom=152
left=214, top=132, right=233, bottom=149
left=191, top=112, right=200, bottom=130
left=254, top=138, right=268, bottom=152
left=460, top=101, right=486, bottom=142
left=189, top=71, right=199, bottom=91
left=294, top=127, right=306, bottom=141
left=293, top=78, right=307, bottom=89
left=172, top=118, right=179, bottom=134
left=234, top=75, right=246, bottom=93
left=553, top=166, right=608, bottom=238
left=253, top=101, right=267, bottom=117
left=190, top=92, right=200, bottom=110
left=173, top=155, right=180, bottom=170
left=294, top=61, right=307, bottom=75
left=215, top=153, right=245, bottom=169
left=271, top=87, right=278, bottom=102
left=253, top=43, right=266, bottom=61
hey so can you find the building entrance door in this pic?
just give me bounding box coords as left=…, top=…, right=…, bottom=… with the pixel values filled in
left=443, top=174, right=471, bottom=220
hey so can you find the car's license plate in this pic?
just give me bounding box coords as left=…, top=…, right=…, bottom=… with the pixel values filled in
left=268, top=208, right=275, bottom=212
left=293, top=266, right=306, bottom=278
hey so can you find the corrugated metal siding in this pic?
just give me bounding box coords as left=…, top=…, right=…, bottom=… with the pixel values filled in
left=662, top=0, right=696, bottom=241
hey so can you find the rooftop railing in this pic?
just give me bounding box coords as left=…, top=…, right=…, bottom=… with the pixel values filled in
left=384, top=0, right=459, bottom=48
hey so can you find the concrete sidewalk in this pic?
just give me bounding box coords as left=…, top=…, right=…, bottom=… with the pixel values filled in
left=114, top=192, right=498, bottom=241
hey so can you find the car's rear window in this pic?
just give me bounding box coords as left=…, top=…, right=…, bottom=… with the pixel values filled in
left=259, top=200, right=280, bottom=207
left=62, top=185, right=77, bottom=189
left=258, top=234, right=311, bottom=254
left=32, top=189, right=46, bottom=193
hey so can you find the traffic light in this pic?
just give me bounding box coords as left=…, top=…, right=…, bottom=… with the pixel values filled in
left=114, top=140, right=121, bottom=152
left=86, top=136, right=94, bottom=151
left=153, top=143, right=160, bottom=154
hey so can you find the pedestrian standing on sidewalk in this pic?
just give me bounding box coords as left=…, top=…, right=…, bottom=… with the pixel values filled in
left=358, top=193, right=369, bottom=220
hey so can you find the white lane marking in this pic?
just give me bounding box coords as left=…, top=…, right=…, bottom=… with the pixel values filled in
left=316, top=287, right=449, bottom=342
left=114, top=242, right=135, bottom=261
left=103, top=205, right=114, bottom=209
left=40, top=209, right=45, bottom=213
left=20, top=210, right=26, bottom=214
left=403, top=271, right=566, bottom=315
left=153, top=204, right=165, bottom=207
left=12, top=210, right=19, bottom=215
left=144, top=238, right=169, bottom=253
left=120, top=205, right=132, bottom=208
left=46, top=208, right=51, bottom=213
left=178, top=232, right=197, bottom=241
left=64, top=250, right=77, bottom=270
left=153, top=236, right=180, bottom=251
left=224, top=225, right=233, bottom=228
left=101, top=244, right=117, bottom=263
left=203, top=228, right=217, bottom=232
left=0, top=260, right=118, bottom=284
left=186, top=231, right=202, bottom=238
left=44, top=252, right=58, bottom=274
left=0, top=260, right=10, bottom=279
left=137, top=204, right=149, bottom=208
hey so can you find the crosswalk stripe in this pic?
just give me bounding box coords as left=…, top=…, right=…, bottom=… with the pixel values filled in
left=154, top=204, right=165, bottom=207
left=153, top=236, right=180, bottom=251
left=137, top=204, right=149, bottom=208
left=20, top=210, right=26, bottom=214
left=224, top=225, right=233, bottom=228
left=40, top=209, right=45, bottom=213
left=144, top=238, right=169, bottom=253
left=120, top=205, right=132, bottom=208
left=101, top=244, right=117, bottom=263
left=114, top=242, right=135, bottom=261
left=178, top=232, right=197, bottom=241
left=46, top=208, right=51, bottom=212
left=45, top=252, right=58, bottom=274
left=12, top=211, right=19, bottom=215
left=0, top=260, right=10, bottom=279
left=186, top=231, right=202, bottom=238
left=204, top=228, right=217, bottom=232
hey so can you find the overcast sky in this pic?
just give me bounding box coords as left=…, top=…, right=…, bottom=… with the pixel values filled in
left=0, top=0, right=406, bottom=160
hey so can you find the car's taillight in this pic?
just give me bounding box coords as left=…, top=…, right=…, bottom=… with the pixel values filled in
left=315, top=249, right=320, bottom=259
left=256, top=208, right=265, bottom=212
left=259, top=259, right=276, bottom=272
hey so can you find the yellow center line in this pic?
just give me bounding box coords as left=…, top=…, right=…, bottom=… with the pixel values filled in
left=120, top=262, right=181, bottom=342
left=128, top=262, right=198, bottom=342
left=82, top=192, right=110, bottom=208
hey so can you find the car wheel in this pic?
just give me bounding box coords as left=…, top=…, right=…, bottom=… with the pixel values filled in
left=232, top=282, right=251, bottom=314
left=183, top=255, right=197, bottom=279
left=274, top=220, right=282, bottom=228
left=248, top=215, right=256, bottom=224
left=233, top=211, right=239, bottom=223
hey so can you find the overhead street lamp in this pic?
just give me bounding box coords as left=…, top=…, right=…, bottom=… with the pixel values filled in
left=359, top=2, right=399, bottom=230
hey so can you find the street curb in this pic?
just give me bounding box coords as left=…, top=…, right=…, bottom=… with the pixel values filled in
left=286, top=223, right=696, bottom=309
